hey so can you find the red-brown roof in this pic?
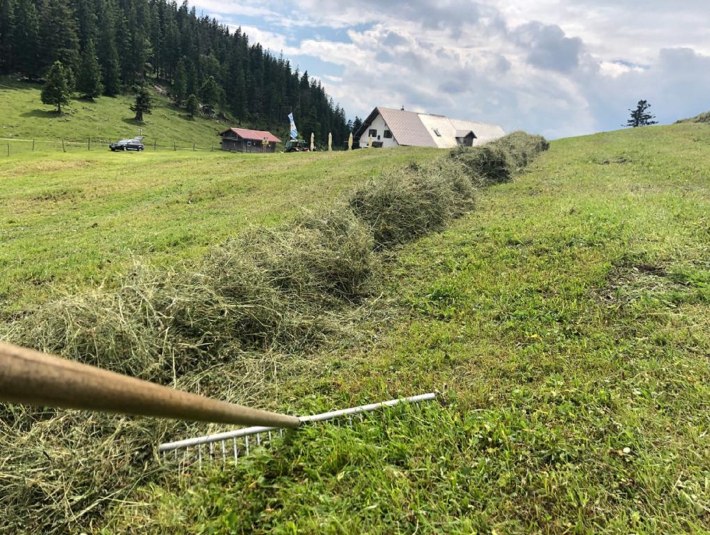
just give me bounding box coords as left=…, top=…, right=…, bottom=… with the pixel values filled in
left=220, top=128, right=281, bottom=143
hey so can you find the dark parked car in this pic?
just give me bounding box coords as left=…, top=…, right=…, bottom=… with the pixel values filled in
left=109, top=137, right=144, bottom=151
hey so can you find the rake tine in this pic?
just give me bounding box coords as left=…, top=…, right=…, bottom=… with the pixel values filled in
left=157, top=393, right=437, bottom=468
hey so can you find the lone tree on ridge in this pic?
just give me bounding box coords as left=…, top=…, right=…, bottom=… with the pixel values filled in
left=626, top=100, right=658, bottom=127
left=41, top=61, right=72, bottom=113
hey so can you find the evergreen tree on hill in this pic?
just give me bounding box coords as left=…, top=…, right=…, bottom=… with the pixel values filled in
left=41, top=61, right=72, bottom=113
left=130, top=83, right=152, bottom=122
left=626, top=100, right=658, bottom=127
left=199, top=75, right=220, bottom=115
left=172, top=57, right=187, bottom=104
left=0, top=0, right=15, bottom=73
left=76, top=38, right=103, bottom=99
left=39, top=0, right=80, bottom=81
left=185, top=93, right=199, bottom=118
left=13, top=0, right=40, bottom=79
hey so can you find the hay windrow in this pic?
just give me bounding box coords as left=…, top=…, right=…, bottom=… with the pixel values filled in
left=0, top=131, right=548, bottom=533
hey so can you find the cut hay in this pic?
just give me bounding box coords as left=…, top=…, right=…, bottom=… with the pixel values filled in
left=349, top=160, right=475, bottom=249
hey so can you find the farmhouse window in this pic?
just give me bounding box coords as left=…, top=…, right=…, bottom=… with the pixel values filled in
left=433, top=128, right=442, bottom=137
left=368, top=129, right=377, bottom=137
left=384, top=130, right=392, bottom=138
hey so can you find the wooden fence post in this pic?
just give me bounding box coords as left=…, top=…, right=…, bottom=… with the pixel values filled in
left=62, top=139, right=66, bottom=152
left=88, top=137, right=91, bottom=151
left=32, top=139, right=35, bottom=151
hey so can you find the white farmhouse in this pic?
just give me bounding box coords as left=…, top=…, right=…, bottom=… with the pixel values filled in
left=354, top=107, right=505, bottom=149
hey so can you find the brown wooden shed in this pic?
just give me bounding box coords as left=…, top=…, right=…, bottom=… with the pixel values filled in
left=219, top=128, right=281, bottom=153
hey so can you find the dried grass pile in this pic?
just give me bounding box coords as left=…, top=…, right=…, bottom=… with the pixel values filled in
left=349, top=160, right=475, bottom=248
left=450, top=130, right=550, bottom=185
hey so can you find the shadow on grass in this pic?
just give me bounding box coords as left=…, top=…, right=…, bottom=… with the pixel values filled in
left=121, top=117, right=143, bottom=127
left=21, top=109, right=63, bottom=119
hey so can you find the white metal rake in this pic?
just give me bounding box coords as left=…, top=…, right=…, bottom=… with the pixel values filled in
left=159, top=393, right=436, bottom=467
left=0, top=342, right=436, bottom=463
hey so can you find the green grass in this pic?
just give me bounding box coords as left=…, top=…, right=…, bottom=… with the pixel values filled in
left=0, top=146, right=439, bottom=310
left=2, top=120, right=708, bottom=533
left=99, top=123, right=709, bottom=533
left=0, top=77, right=234, bottom=151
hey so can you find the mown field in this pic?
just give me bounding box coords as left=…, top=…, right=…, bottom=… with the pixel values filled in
left=0, top=146, right=439, bottom=310
left=1, top=122, right=709, bottom=534
left=104, top=124, right=708, bottom=533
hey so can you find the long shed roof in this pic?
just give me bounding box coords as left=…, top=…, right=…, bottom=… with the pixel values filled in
left=220, top=128, right=281, bottom=143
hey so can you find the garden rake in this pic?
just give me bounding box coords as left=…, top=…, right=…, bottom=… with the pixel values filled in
left=0, top=342, right=436, bottom=465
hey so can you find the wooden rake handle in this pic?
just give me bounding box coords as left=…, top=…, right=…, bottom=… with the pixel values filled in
left=0, top=342, right=300, bottom=429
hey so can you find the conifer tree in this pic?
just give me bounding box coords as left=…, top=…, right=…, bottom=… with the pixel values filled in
left=76, top=38, right=103, bottom=99
left=13, top=0, right=40, bottom=79
left=199, top=75, right=220, bottom=115
left=172, top=57, right=187, bottom=104
left=41, top=61, right=72, bottom=113
left=185, top=93, right=199, bottom=118
left=0, top=0, right=15, bottom=73
left=39, top=0, right=80, bottom=79
left=130, top=83, right=152, bottom=122
left=626, top=100, right=658, bottom=127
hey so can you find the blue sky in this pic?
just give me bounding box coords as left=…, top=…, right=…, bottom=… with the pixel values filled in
left=190, top=1, right=710, bottom=139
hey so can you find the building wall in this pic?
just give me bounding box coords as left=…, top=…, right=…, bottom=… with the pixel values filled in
left=221, top=138, right=277, bottom=153
left=358, top=114, right=399, bottom=148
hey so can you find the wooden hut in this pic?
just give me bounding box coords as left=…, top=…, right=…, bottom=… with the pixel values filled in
left=219, top=128, right=281, bottom=153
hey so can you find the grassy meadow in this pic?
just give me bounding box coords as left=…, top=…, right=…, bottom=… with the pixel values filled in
left=0, top=146, right=439, bottom=310
left=104, top=123, right=708, bottom=533
left=0, top=77, right=234, bottom=152
left=0, top=117, right=708, bottom=533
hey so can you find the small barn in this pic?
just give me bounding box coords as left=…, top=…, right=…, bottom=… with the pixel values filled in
left=219, top=128, right=281, bottom=153
left=354, top=107, right=505, bottom=149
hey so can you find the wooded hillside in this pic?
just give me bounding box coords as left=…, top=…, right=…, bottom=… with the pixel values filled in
left=0, top=0, right=349, bottom=144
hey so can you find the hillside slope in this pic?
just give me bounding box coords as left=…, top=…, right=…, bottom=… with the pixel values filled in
left=0, top=77, right=234, bottom=150
left=98, top=123, right=708, bottom=533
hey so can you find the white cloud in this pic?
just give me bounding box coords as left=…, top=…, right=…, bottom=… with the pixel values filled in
left=189, top=1, right=710, bottom=137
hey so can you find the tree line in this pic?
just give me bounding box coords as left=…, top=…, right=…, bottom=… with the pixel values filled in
left=0, top=0, right=351, bottom=145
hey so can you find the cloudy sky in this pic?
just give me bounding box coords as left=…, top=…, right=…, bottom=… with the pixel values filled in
left=191, top=1, right=710, bottom=139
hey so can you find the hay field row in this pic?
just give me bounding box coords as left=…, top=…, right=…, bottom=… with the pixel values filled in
left=1, top=146, right=439, bottom=311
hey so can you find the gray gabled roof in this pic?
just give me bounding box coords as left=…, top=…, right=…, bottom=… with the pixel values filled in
left=355, top=107, right=504, bottom=148
left=379, top=107, right=438, bottom=147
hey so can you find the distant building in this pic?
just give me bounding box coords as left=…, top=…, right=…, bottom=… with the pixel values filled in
left=219, top=128, right=281, bottom=153
left=354, top=107, right=505, bottom=149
